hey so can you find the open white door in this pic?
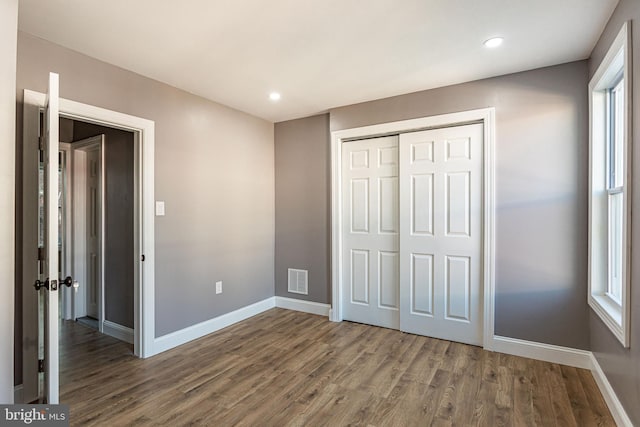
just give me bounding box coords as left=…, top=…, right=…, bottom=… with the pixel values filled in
left=42, top=72, right=60, bottom=403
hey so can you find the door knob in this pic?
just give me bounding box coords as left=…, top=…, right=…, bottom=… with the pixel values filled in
left=34, top=278, right=48, bottom=291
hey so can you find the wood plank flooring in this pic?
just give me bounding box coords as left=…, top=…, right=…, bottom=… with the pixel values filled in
left=60, top=308, right=615, bottom=426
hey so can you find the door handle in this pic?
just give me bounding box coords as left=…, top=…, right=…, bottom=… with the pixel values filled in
left=34, top=278, right=49, bottom=291
left=34, top=276, right=78, bottom=291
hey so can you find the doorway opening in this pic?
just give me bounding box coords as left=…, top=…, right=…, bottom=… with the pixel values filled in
left=21, top=88, right=155, bottom=403
left=59, top=118, right=136, bottom=346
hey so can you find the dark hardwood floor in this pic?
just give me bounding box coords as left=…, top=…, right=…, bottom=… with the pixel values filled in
left=60, top=308, right=615, bottom=426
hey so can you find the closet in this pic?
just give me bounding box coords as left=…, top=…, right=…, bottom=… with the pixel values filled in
left=341, top=123, right=483, bottom=346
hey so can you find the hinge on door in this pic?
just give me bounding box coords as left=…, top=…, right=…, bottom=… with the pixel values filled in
left=37, top=247, right=45, bottom=275
left=38, top=359, right=44, bottom=373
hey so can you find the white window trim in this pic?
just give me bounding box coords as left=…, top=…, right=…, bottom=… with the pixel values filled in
left=588, top=21, right=632, bottom=348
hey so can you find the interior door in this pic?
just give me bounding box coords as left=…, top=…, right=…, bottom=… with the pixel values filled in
left=399, top=124, right=483, bottom=345
left=42, top=72, right=61, bottom=403
left=341, top=135, right=400, bottom=329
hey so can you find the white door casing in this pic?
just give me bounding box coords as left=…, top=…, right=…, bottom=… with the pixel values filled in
left=71, top=148, right=88, bottom=319
left=67, top=136, right=104, bottom=324
left=85, top=143, right=101, bottom=320
left=341, top=135, right=400, bottom=329
left=331, top=108, right=496, bottom=350
left=399, top=124, right=483, bottom=345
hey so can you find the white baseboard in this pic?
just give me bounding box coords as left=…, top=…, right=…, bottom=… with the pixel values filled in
left=275, top=296, right=331, bottom=316
left=489, top=335, right=592, bottom=369
left=14, top=384, right=23, bottom=404
left=103, top=320, right=134, bottom=345
left=153, top=297, right=276, bottom=355
left=589, top=353, right=633, bottom=427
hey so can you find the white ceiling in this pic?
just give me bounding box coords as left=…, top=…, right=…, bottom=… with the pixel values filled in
left=18, top=0, right=618, bottom=123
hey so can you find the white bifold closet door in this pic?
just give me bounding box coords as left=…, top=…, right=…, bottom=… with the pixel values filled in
left=341, top=124, right=483, bottom=346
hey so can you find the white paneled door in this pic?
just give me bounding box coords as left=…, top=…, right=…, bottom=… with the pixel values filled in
left=342, top=135, right=400, bottom=329
left=399, top=124, right=483, bottom=345
left=43, top=72, right=61, bottom=403
left=341, top=124, right=483, bottom=346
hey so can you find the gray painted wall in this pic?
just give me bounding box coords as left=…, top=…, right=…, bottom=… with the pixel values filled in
left=1, top=0, right=18, bottom=403
left=60, top=117, right=74, bottom=142
left=274, top=114, right=330, bottom=303
left=15, top=30, right=274, bottom=360
left=276, top=61, right=590, bottom=350
left=588, top=0, right=640, bottom=424
left=73, top=121, right=135, bottom=329
left=334, top=62, right=590, bottom=350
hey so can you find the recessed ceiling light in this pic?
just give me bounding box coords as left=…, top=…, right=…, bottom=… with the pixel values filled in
left=484, top=37, right=503, bottom=48
left=269, top=92, right=281, bottom=101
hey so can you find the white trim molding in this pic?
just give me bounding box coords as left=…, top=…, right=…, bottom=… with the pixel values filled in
left=275, top=296, right=331, bottom=316
left=330, top=108, right=496, bottom=348
left=588, top=21, right=632, bottom=348
left=489, top=335, right=592, bottom=369
left=153, top=297, right=276, bottom=355
left=151, top=297, right=331, bottom=356
left=589, top=353, right=633, bottom=427
left=103, top=320, right=134, bottom=345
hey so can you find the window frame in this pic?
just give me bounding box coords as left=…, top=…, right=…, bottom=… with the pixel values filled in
left=588, top=21, right=632, bottom=348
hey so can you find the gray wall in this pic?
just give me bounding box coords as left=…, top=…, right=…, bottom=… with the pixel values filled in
left=274, top=114, right=330, bottom=303
left=73, top=121, right=135, bottom=329
left=276, top=61, right=590, bottom=350
left=1, top=0, right=18, bottom=403
left=60, top=117, right=74, bottom=142
left=15, top=30, right=274, bottom=359
left=588, top=0, right=640, bottom=424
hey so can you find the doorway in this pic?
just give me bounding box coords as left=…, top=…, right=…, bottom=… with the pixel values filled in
left=330, top=109, right=496, bottom=349
left=21, top=87, right=155, bottom=403
left=70, top=135, right=104, bottom=329
left=59, top=120, right=136, bottom=346
left=60, top=135, right=104, bottom=332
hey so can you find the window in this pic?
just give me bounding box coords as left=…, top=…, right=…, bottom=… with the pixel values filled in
left=589, top=22, right=631, bottom=347
left=607, top=76, right=624, bottom=304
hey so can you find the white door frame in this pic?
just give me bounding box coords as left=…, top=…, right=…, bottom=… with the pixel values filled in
left=69, top=136, right=105, bottom=331
left=23, top=89, right=155, bottom=358
left=330, top=108, right=496, bottom=349
left=60, top=142, right=73, bottom=322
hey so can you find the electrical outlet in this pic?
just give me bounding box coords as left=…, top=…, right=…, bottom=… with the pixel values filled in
left=215, top=281, right=222, bottom=294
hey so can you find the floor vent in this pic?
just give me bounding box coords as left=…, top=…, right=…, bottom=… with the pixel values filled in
left=288, top=268, right=308, bottom=295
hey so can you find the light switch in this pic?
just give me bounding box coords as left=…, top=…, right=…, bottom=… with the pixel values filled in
left=155, top=201, right=165, bottom=216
